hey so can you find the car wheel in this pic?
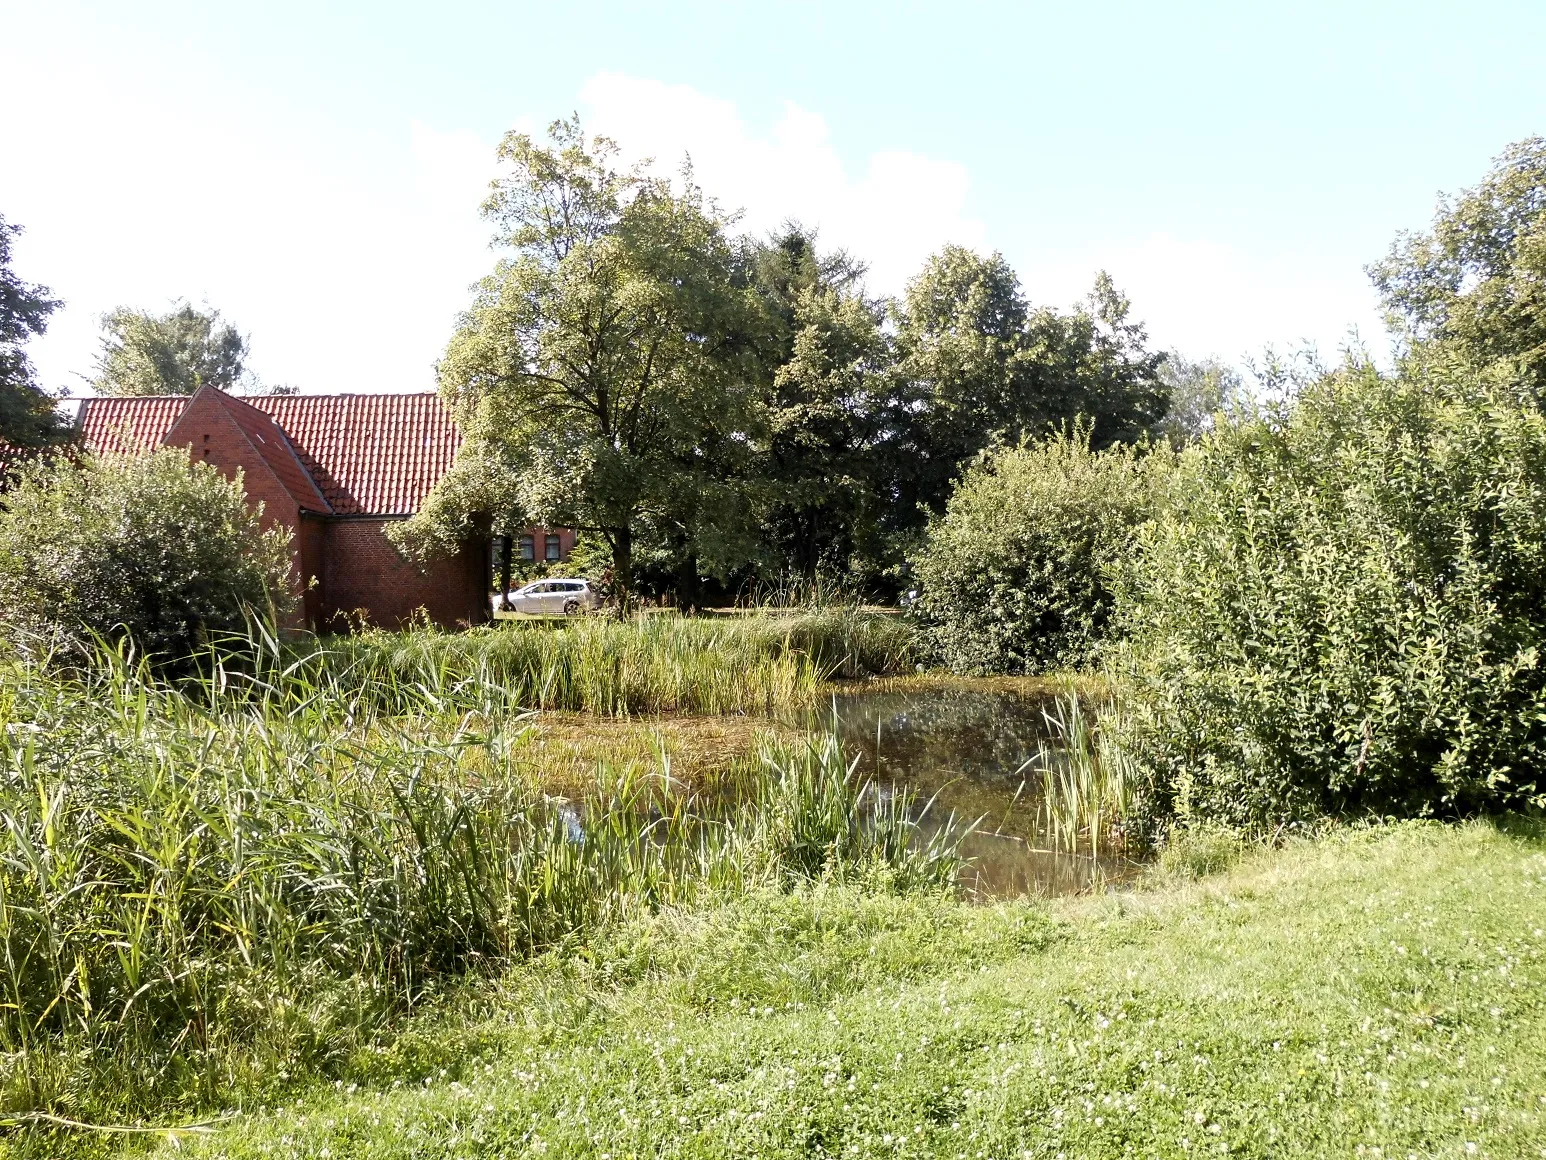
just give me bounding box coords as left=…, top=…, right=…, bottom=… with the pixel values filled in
left=563, top=598, right=581, bottom=615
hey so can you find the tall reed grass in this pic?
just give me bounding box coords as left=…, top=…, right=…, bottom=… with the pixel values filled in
left=303, top=608, right=923, bottom=717
left=1033, top=692, right=1134, bottom=859
left=0, top=630, right=960, bottom=1124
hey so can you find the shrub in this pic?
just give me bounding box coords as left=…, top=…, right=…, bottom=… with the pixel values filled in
left=1113, top=359, right=1546, bottom=838
left=910, top=428, right=1168, bottom=674
left=0, top=448, right=292, bottom=661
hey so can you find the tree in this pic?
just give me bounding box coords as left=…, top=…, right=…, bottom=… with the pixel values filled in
left=0, top=213, right=68, bottom=449
left=1370, top=136, right=1546, bottom=386
left=401, top=118, right=766, bottom=606
left=885, top=248, right=1168, bottom=530
left=0, top=447, right=293, bottom=662
left=749, top=224, right=892, bottom=582
left=93, top=301, right=250, bottom=396
left=1154, top=353, right=1243, bottom=446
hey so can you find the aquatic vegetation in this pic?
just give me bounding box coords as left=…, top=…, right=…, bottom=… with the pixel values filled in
left=297, top=607, right=923, bottom=717
left=1033, top=691, right=1133, bottom=860
left=0, top=634, right=962, bottom=1129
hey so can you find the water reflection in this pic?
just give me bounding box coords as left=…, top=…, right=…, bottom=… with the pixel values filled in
left=794, top=685, right=1135, bottom=898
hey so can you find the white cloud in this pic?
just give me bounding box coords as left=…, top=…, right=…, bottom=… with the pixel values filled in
left=1020, top=233, right=1389, bottom=371
left=0, top=46, right=498, bottom=395
left=579, top=73, right=985, bottom=293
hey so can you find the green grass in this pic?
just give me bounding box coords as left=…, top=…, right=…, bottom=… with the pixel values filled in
left=300, top=608, right=924, bottom=717
left=121, top=820, right=1546, bottom=1160
left=0, top=634, right=961, bottom=1146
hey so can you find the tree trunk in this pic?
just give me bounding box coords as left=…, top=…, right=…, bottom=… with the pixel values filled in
left=611, top=526, right=633, bottom=619
left=497, top=534, right=513, bottom=610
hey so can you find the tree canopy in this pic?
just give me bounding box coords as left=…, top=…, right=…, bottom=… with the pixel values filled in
left=404, top=121, right=1172, bottom=604
left=1370, top=136, right=1546, bottom=386
left=402, top=119, right=766, bottom=604
left=0, top=214, right=68, bottom=450
left=93, top=301, right=250, bottom=396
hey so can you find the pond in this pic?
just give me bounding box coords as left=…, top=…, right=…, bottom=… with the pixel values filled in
left=795, top=683, right=1136, bottom=897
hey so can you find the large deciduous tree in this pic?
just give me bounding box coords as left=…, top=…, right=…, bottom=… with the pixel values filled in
left=400, top=118, right=766, bottom=606
left=750, top=225, right=891, bottom=582
left=1370, top=136, right=1546, bottom=385
left=885, top=247, right=1168, bottom=529
left=93, top=301, right=250, bottom=396
left=0, top=214, right=68, bottom=450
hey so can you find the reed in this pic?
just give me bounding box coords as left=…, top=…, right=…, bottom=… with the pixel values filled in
left=293, top=608, right=924, bottom=717
left=0, top=630, right=960, bottom=1122
left=1033, top=691, right=1134, bottom=859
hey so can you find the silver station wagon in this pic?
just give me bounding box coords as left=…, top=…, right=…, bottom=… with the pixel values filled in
left=494, top=578, right=601, bottom=616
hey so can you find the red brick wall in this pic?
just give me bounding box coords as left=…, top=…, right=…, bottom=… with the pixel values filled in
left=162, top=391, right=310, bottom=626
left=321, top=519, right=490, bottom=630
left=516, top=526, right=578, bottom=563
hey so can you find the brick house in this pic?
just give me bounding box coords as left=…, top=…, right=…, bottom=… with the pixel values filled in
left=64, top=384, right=496, bottom=631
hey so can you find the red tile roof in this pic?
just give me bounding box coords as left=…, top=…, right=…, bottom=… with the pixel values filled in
left=249, top=393, right=461, bottom=516
left=65, top=389, right=462, bottom=517
left=77, top=395, right=187, bottom=455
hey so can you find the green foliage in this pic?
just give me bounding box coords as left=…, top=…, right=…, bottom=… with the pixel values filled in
left=0, top=449, right=292, bottom=661
left=91, top=300, right=249, bottom=397
left=406, top=118, right=767, bottom=600
left=1371, top=136, right=1546, bottom=385
left=888, top=250, right=1169, bottom=524
left=1154, top=352, right=1244, bottom=447
left=169, top=823, right=1546, bottom=1160
left=304, top=608, right=923, bottom=717
left=0, top=635, right=960, bottom=1127
left=0, top=214, right=68, bottom=451
left=755, top=225, right=893, bottom=584
left=1113, top=358, right=1546, bottom=837
left=911, top=428, right=1168, bottom=674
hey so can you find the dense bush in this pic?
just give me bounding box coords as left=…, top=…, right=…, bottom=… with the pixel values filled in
left=1113, top=359, right=1546, bottom=837
left=0, top=448, right=292, bottom=660
left=910, top=429, right=1168, bottom=674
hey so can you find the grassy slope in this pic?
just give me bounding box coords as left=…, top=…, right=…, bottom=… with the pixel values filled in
left=143, top=821, right=1546, bottom=1160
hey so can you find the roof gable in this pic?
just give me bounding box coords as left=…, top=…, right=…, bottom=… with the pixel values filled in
left=164, top=387, right=333, bottom=514
left=66, top=389, right=462, bottom=517
left=246, top=393, right=461, bottom=516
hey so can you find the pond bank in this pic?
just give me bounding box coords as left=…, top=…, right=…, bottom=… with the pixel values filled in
left=165, top=821, right=1546, bottom=1160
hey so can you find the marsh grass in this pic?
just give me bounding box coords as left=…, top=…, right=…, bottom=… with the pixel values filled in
left=0, top=630, right=963, bottom=1132
left=298, top=607, right=922, bottom=717
left=1033, top=691, right=1133, bottom=860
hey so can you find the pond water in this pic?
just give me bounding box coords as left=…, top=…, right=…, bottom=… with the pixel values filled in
left=795, top=684, right=1135, bottom=897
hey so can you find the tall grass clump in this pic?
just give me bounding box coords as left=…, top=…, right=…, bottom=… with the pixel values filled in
left=0, top=631, right=960, bottom=1125
left=1112, top=358, right=1546, bottom=841
left=1032, top=692, right=1133, bottom=859
left=305, top=608, right=921, bottom=717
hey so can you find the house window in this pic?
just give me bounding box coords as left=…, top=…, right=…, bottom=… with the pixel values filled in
left=518, top=535, right=535, bottom=562
left=544, top=534, right=561, bottom=562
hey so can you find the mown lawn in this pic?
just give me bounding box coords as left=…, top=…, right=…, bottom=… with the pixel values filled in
left=151, top=821, right=1546, bottom=1160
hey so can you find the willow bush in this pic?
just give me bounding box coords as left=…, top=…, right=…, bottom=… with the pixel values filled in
left=910, top=428, right=1171, bottom=674
left=1113, top=358, right=1546, bottom=838
left=0, top=448, right=292, bottom=663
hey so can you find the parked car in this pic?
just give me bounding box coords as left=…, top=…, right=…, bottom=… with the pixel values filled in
left=493, top=578, right=600, bottom=616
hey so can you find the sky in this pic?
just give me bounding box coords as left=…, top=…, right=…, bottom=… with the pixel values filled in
left=3, top=0, right=1544, bottom=396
